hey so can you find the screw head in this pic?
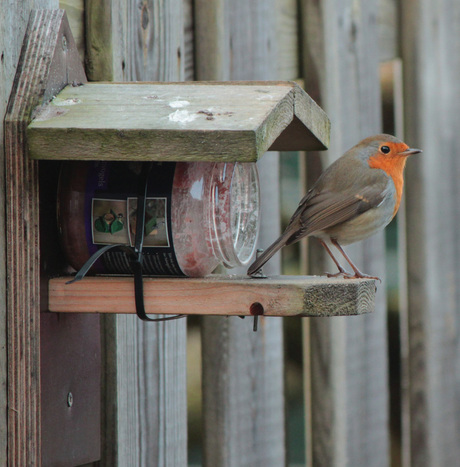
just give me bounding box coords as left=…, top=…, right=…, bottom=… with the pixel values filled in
left=67, top=392, right=73, bottom=407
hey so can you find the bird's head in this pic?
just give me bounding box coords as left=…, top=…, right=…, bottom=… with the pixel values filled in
left=360, top=134, right=422, bottom=217
left=359, top=134, right=422, bottom=172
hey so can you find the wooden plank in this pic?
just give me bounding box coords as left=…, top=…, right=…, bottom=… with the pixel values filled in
left=0, top=4, right=44, bottom=464
left=4, top=9, right=86, bottom=466
left=378, top=0, right=399, bottom=62
left=40, top=313, right=101, bottom=465
left=87, top=1, right=188, bottom=465
left=195, top=1, right=288, bottom=466
left=84, top=0, right=113, bottom=81
left=301, top=1, right=389, bottom=466
left=269, top=83, right=331, bottom=151
left=276, top=0, right=299, bottom=80
left=401, top=1, right=460, bottom=466
left=44, top=7, right=101, bottom=465
left=59, top=0, right=85, bottom=60
left=27, top=81, right=330, bottom=161
left=183, top=0, right=194, bottom=81
left=273, top=2, right=307, bottom=465
left=48, top=275, right=376, bottom=317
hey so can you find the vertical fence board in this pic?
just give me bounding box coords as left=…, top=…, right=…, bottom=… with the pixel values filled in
left=3, top=8, right=79, bottom=466
left=85, top=0, right=113, bottom=81
left=378, top=0, right=399, bottom=62
left=275, top=0, right=299, bottom=81
left=402, top=1, right=460, bottom=465
left=183, top=0, right=194, bottom=81
left=195, top=1, right=286, bottom=465
left=87, top=1, right=188, bottom=465
left=0, top=5, right=48, bottom=464
left=301, top=1, right=389, bottom=465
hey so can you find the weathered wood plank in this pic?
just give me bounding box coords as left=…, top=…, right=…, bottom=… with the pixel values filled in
left=48, top=275, right=376, bottom=317
left=84, top=0, right=113, bottom=81
left=59, top=0, right=84, bottom=59
left=195, top=1, right=287, bottom=466
left=378, top=0, right=399, bottom=62
left=0, top=3, right=44, bottom=464
left=183, top=0, right=194, bottom=81
left=276, top=0, right=299, bottom=80
left=27, top=81, right=329, bottom=161
left=4, top=9, right=85, bottom=466
left=401, top=1, right=460, bottom=466
left=88, top=1, right=188, bottom=466
left=270, top=83, right=331, bottom=151
left=301, top=0, right=389, bottom=465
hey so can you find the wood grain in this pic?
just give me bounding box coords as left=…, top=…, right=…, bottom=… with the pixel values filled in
left=27, top=80, right=330, bottom=161
left=59, top=0, right=85, bottom=60
left=4, top=9, right=85, bottom=466
left=378, top=0, right=399, bottom=62
left=301, top=0, right=389, bottom=465
left=401, top=1, right=460, bottom=465
left=183, top=0, right=194, bottom=81
left=86, top=2, right=188, bottom=465
left=194, top=0, right=297, bottom=465
left=84, top=0, right=113, bottom=81
left=0, top=2, right=48, bottom=464
left=48, top=275, right=376, bottom=317
left=275, top=0, right=299, bottom=80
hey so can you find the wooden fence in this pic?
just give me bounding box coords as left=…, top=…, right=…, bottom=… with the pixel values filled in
left=1, top=0, right=460, bottom=466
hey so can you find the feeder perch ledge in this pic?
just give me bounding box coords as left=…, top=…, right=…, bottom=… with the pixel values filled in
left=48, top=275, right=376, bottom=318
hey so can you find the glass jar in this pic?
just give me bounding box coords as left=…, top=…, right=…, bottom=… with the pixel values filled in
left=57, top=161, right=260, bottom=277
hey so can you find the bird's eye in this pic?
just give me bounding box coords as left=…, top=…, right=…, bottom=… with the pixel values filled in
left=380, top=145, right=390, bottom=154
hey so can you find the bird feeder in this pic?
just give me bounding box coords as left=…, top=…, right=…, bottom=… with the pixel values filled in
left=4, top=9, right=377, bottom=465
left=6, top=9, right=376, bottom=325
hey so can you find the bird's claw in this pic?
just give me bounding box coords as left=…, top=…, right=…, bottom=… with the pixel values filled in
left=344, top=273, right=381, bottom=283
left=326, top=271, right=381, bottom=283
left=325, top=270, right=352, bottom=279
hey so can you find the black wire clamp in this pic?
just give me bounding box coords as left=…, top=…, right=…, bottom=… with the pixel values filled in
left=67, top=162, right=186, bottom=323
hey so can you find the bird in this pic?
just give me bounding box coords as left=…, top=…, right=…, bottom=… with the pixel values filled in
left=247, top=134, right=421, bottom=280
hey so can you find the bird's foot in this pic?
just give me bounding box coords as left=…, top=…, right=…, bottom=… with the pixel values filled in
left=325, top=270, right=381, bottom=282
left=325, top=270, right=352, bottom=279
left=344, top=272, right=381, bottom=282
left=325, top=265, right=352, bottom=278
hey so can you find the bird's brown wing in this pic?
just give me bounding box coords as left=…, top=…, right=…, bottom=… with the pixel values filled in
left=285, top=184, right=389, bottom=245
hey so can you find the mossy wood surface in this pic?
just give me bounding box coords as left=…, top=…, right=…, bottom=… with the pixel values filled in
left=27, top=81, right=330, bottom=161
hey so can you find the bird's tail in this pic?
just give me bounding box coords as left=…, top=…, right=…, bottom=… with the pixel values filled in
left=247, top=229, right=294, bottom=276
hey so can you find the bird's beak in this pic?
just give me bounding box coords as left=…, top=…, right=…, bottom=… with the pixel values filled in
left=398, top=147, right=422, bottom=156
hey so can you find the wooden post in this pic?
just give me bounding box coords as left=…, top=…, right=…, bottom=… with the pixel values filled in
left=195, top=0, right=286, bottom=465
left=3, top=8, right=88, bottom=466
left=84, top=1, right=188, bottom=465
left=402, top=1, right=460, bottom=465
left=301, top=0, right=389, bottom=465
left=1, top=7, right=62, bottom=464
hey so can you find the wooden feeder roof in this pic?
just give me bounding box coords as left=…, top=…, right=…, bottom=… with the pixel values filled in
left=27, top=81, right=330, bottom=162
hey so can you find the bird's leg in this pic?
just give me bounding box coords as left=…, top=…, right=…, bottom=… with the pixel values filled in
left=318, top=240, right=352, bottom=278
left=330, top=239, right=381, bottom=282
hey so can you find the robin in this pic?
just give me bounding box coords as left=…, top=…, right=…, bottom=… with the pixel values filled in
left=247, top=134, right=421, bottom=280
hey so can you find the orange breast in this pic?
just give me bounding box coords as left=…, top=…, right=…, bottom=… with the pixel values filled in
left=368, top=153, right=407, bottom=217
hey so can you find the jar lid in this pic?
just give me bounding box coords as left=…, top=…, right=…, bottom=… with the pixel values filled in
left=212, top=162, right=260, bottom=268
